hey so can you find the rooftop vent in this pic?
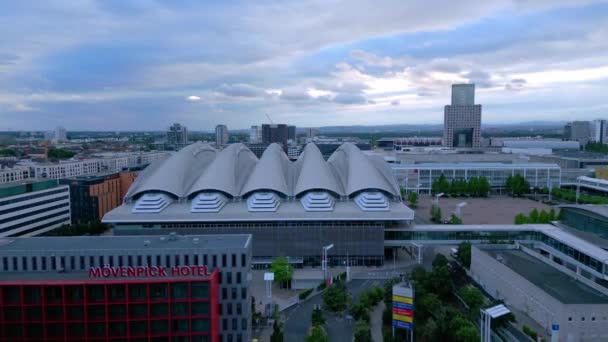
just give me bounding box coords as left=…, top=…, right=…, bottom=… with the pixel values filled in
left=354, top=192, right=390, bottom=212
left=191, top=192, right=227, bottom=213
left=301, top=192, right=335, bottom=212
left=247, top=192, right=280, bottom=212
left=132, top=193, right=172, bottom=214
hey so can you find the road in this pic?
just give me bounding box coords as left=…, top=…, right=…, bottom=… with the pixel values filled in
left=283, top=279, right=386, bottom=342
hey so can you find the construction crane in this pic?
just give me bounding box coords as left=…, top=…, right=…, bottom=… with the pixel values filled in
left=265, top=113, right=274, bottom=124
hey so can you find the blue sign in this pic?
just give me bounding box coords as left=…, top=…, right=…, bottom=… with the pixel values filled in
left=552, top=324, right=559, bottom=331
left=393, top=321, right=413, bottom=329
left=393, top=302, right=414, bottom=310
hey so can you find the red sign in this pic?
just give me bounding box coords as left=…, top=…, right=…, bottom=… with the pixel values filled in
left=89, top=265, right=211, bottom=278
left=392, top=308, right=413, bottom=317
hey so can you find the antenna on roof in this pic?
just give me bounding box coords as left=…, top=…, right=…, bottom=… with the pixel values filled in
left=265, top=113, right=274, bottom=124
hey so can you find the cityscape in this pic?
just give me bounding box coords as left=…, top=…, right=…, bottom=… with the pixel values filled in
left=1, top=2, right=608, bottom=342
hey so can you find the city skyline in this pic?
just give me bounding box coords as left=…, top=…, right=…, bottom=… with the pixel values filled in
left=1, top=1, right=608, bottom=130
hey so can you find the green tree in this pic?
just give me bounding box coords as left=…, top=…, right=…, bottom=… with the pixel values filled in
left=311, top=307, right=325, bottom=326
left=323, top=282, right=349, bottom=313
left=432, top=253, right=449, bottom=269
left=457, top=241, right=472, bottom=268
left=478, top=177, right=490, bottom=197
left=430, top=205, right=443, bottom=223
left=467, top=177, right=478, bottom=196
left=505, top=174, right=530, bottom=196
left=459, top=285, right=485, bottom=310
left=549, top=208, right=557, bottom=221
left=514, top=213, right=527, bottom=225
left=416, top=292, right=441, bottom=321
left=353, top=320, right=372, bottom=342
left=529, top=208, right=539, bottom=223
left=305, top=325, right=329, bottom=342
left=47, top=148, right=76, bottom=160
left=0, top=149, right=16, bottom=156
left=270, top=256, right=294, bottom=288
left=350, top=302, right=370, bottom=321
left=538, top=210, right=550, bottom=223
left=408, top=191, right=418, bottom=208
left=419, top=318, right=438, bottom=342
left=449, top=214, right=462, bottom=224
left=270, top=320, right=284, bottom=342
left=433, top=174, right=450, bottom=194
left=455, top=323, right=480, bottom=342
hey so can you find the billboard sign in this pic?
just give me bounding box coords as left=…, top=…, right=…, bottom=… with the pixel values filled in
left=392, top=284, right=414, bottom=330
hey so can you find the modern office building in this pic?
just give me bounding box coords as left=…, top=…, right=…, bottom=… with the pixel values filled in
left=261, top=124, right=288, bottom=151
left=591, top=119, right=608, bottom=144
left=103, top=142, right=415, bottom=266
left=287, top=125, right=296, bottom=141
left=566, top=121, right=591, bottom=145
left=215, top=125, right=229, bottom=148
left=444, top=84, right=482, bottom=148
left=392, top=162, right=561, bottom=193
left=470, top=245, right=608, bottom=341
left=167, top=123, right=189, bottom=149
left=377, top=137, right=443, bottom=150
left=249, top=126, right=261, bottom=143
left=0, top=180, right=71, bottom=237
left=0, top=233, right=252, bottom=342
left=558, top=204, right=608, bottom=243
left=59, top=171, right=138, bottom=224
left=54, top=126, right=67, bottom=143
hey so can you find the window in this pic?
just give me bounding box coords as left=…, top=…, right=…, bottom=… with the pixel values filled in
left=241, top=254, right=246, bottom=267
left=232, top=318, right=237, bottom=330
left=87, top=306, right=105, bottom=320
left=194, top=254, right=199, bottom=265
left=241, top=288, right=247, bottom=300
left=192, top=282, right=209, bottom=298
left=236, top=303, right=242, bottom=315
left=222, top=254, right=227, bottom=267
left=227, top=272, right=232, bottom=284
left=67, top=306, right=84, bottom=320
left=191, top=318, right=210, bottom=332
left=109, top=284, right=126, bottom=301
left=236, top=272, right=242, bottom=284
left=41, top=257, right=47, bottom=271
left=174, top=255, right=180, bottom=266
left=79, top=256, right=85, bottom=269
left=151, top=303, right=168, bottom=317
left=24, top=286, right=42, bottom=304
left=147, top=255, right=152, bottom=266
left=150, top=320, right=168, bottom=334
left=66, top=286, right=84, bottom=303
left=137, top=255, right=143, bottom=266
left=87, top=285, right=105, bottom=302
left=89, top=256, right=94, bottom=267
left=184, top=255, right=189, bottom=265
left=222, top=288, right=227, bottom=300
left=171, top=282, right=188, bottom=300
left=46, top=286, right=63, bottom=303
left=192, top=302, right=209, bottom=316
left=592, top=317, right=596, bottom=321
left=150, top=283, right=168, bottom=300
left=212, top=255, right=217, bottom=268
left=232, top=254, right=236, bottom=267
left=130, top=304, right=147, bottom=318
left=166, top=255, right=171, bottom=267
left=172, top=303, right=188, bottom=317
left=582, top=317, right=585, bottom=321
left=129, top=284, right=147, bottom=301
left=172, top=319, right=189, bottom=333
left=12, top=257, right=18, bottom=270
left=156, top=255, right=161, bottom=266
left=109, top=256, right=114, bottom=266
left=204, top=254, right=208, bottom=265
left=232, top=288, right=237, bottom=299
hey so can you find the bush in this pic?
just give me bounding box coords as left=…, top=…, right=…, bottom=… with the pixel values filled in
left=317, top=281, right=327, bottom=291
left=323, top=282, right=348, bottom=313
left=299, top=288, right=314, bottom=300
left=523, top=325, right=538, bottom=341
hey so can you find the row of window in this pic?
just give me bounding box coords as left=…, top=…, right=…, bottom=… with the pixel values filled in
left=0, top=202, right=69, bottom=225
left=0, top=210, right=70, bottom=234
left=1, top=282, right=210, bottom=304
left=154, top=221, right=385, bottom=229
left=0, top=194, right=69, bottom=217
left=1, top=252, right=247, bottom=272
left=5, top=216, right=70, bottom=238
left=0, top=187, right=67, bottom=207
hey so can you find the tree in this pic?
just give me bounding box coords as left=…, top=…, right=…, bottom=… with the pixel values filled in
left=416, top=292, right=441, bottom=321
left=478, top=177, right=490, bottom=197
left=350, top=302, right=370, bottom=321
left=549, top=208, right=557, bottom=221
left=408, top=191, right=418, bottom=208
left=0, top=149, right=16, bottom=156
left=514, top=213, right=527, bottom=225
left=270, top=256, right=294, bottom=288
left=47, top=148, right=76, bottom=160
left=433, top=174, right=450, bottom=195
left=353, top=320, right=372, bottom=342
left=449, top=214, right=462, bottom=224
left=457, top=241, right=472, bottom=268
left=430, top=205, right=443, bottom=223
left=311, top=307, right=325, bottom=326
left=419, top=318, right=438, bottom=342
left=505, top=174, right=530, bottom=196
left=459, top=285, right=485, bottom=310
left=270, top=320, right=284, bottom=342
left=305, top=325, right=329, bottom=342
left=432, top=254, right=449, bottom=269
left=538, top=210, right=549, bottom=223
left=323, top=282, right=349, bottom=313
left=529, top=208, right=539, bottom=223
left=455, top=323, right=480, bottom=342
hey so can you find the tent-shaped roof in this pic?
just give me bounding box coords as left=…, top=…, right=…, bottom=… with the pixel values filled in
left=293, top=143, right=344, bottom=197
left=240, top=143, right=293, bottom=197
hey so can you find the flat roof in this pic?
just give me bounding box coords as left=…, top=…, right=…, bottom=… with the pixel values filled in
left=0, top=234, right=251, bottom=253
left=559, top=204, right=608, bottom=220
left=103, top=200, right=415, bottom=223
left=479, top=247, right=608, bottom=304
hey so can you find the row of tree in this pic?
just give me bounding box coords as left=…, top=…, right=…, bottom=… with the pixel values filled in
left=432, top=175, right=490, bottom=197
left=430, top=205, right=462, bottom=224
left=514, top=208, right=559, bottom=224
left=551, top=188, right=608, bottom=205
left=585, top=142, right=608, bottom=153
left=47, top=148, right=76, bottom=160
left=505, top=174, right=530, bottom=197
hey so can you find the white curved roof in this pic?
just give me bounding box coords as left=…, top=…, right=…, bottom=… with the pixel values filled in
left=186, top=143, right=258, bottom=198
left=327, top=143, right=400, bottom=197
left=125, top=142, right=401, bottom=201
left=126, top=143, right=217, bottom=199
left=293, top=143, right=344, bottom=197
left=240, top=143, right=293, bottom=197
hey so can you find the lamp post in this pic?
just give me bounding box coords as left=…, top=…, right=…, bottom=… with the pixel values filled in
left=322, top=244, right=334, bottom=286
left=454, top=202, right=467, bottom=219
left=433, top=192, right=444, bottom=206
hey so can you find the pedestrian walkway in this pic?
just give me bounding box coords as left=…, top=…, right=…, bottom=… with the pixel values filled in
left=371, top=301, right=386, bottom=342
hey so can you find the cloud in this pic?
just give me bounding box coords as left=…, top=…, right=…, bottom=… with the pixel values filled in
left=511, top=78, right=527, bottom=84
left=186, top=95, right=201, bottom=101
left=391, top=100, right=400, bottom=106
left=350, top=50, right=407, bottom=68
left=332, top=93, right=367, bottom=104
left=14, top=103, right=35, bottom=111
left=217, top=83, right=266, bottom=98
left=280, top=89, right=313, bottom=101
left=367, top=99, right=377, bottom=105
left=464, top=70, right=494, bottom=88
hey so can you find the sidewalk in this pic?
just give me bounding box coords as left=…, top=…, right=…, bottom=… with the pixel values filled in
left=370, top=301, right=386, bottom=342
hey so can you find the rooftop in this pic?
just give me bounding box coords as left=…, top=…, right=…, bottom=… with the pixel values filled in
left=0, top=179, right=61, bottom=199
left=0, top=234, right=251, bottom=253
left=391, top=162, right=560, bottom=169
left=479, top=247, right=608, bottom=304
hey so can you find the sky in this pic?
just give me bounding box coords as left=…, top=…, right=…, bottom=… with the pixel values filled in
left=1, top=0, right=608, bottom=131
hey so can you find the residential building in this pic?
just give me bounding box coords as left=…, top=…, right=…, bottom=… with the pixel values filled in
left=287, top=144, right=300, bottom=158
left=167, top=123, right=189, bottom=149
left=33, top=160, right=101, bottom=180
left=566, top=121, right=591, bottom=145
left=261, top=124, right=288, bottom=151
left=392, top=162, right=561, bottom=193
left=590, top=119, right=608, bottom=144
left=489, top=137, right=580, bottom=150
left=377, top=137, right=443, bottom=150
left=471, top=245, right=608, bottom=341
left=287, top=125, right=296, bottom=141
left=103, top=142, right=415, bottom=267
left=306, top=128, right=317, bottom=139
left=215, top=124, right=229, bottom=147
left=0, top=179, right=71, bottom=237
left=249, top=125, right=261, bottom=143
left=59, top=171, right=138, bottom=224
left=444, top=84, right=482, bottom=148
left=139, top=151, right=171, bottom=165
left=0, top=233, right=252, bottom=342
left=0, top=166, right=31, bottom=184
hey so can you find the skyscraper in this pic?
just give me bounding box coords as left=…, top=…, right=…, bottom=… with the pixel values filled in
left=262, top=124, right=288, bottom=151
left=567, top=121, right=591, bottom=145
left=444, top=84, right=482, bottom=148
left=590, top=119, right=607, bottom=144
left=288, top=125, right=296, bottom=141
left=166, top=123, right=189, bottom=149
left=54, top=126, right=67, bottom=143
left=215, top=124, right=229, bottom=147
left=249, top=125, right=261, bottom=143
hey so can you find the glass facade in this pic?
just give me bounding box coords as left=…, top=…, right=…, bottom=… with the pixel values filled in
left=0, top=278, right=218, bottom=341
left=561, top=208, right=608, bottom=240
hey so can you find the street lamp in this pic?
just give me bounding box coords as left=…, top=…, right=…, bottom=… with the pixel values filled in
left=480, top=304, right=510, bottom=342
left=454, top=202, right=467, bottom=219
left=433, top=193, right=444, bottom=206
left=322, top=244, right=334, bottom=286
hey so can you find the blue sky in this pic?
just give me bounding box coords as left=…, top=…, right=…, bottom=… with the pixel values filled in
left=1, top=0, right=608, bottom=130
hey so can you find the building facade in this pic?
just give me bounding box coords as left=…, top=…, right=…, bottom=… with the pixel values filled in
left=287, top=125, right=296, bottom=141
left=249, top=126, right=261, bottom=143
left=103, top=142, right=415, bottom=266
left=0, top=180, right=71, bottom=237
left=444, top=84, right=481, bottom=148
left=591, top=119, right=608, bottom=144
left=167, top=123, right=189, bottom=149
left=567, top=121, right=591, bottom=145
left=261, top=124, right=288, bottom=151
left=0, top=166, right=31, bottom=184
left=59, top=171, right=137, bottom=224
left=215, top=125, right=229, bottom=147
left=33, top=160, right=101, bottom=180
left=0, top=234, right=252, bottom=342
